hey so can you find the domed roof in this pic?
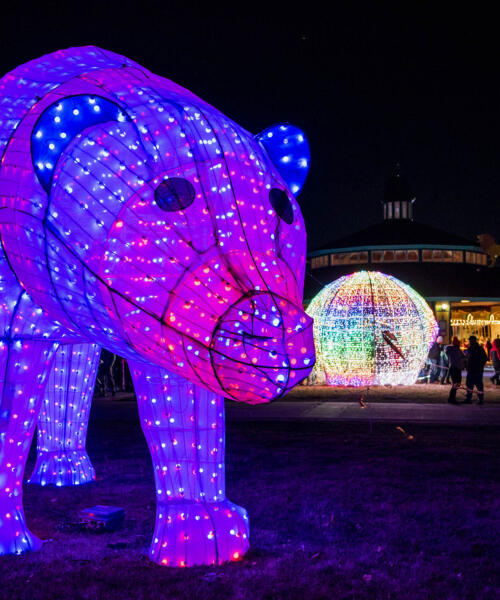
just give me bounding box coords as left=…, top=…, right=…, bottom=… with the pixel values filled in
left=314, top=219, right=477, bottom=250
left=314, top=166, right=476, bottom=250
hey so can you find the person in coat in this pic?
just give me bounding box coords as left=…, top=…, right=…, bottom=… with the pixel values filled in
left=428, top=336, right=444, bottom=383
left=464, top=335, right=488, bottom=404
left=440, top=345, right=451, bottom=384
left=490, top=337, right=500, bottom=386
left=445, top=337, right=465, bottom=404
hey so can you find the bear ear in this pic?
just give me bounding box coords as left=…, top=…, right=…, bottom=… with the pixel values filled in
left=31, top=94, right=131, bottom=193
left=255, top=123, right=310, bottom=195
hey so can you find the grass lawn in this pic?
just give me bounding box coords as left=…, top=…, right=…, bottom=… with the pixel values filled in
left=1, top=398, right=499, bottom=599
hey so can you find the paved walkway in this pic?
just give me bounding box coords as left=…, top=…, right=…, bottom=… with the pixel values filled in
left=226, top=400, right=500, bottom=425
left=93, top=389, right=500, bottom=426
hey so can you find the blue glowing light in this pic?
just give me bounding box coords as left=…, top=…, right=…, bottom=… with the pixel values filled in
left=255, top=123, right=310, bottom=194
left=31, top=95, right=129, bottom=192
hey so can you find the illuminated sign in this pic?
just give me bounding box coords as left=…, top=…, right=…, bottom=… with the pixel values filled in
left=451, top=313, right=500, bottom=327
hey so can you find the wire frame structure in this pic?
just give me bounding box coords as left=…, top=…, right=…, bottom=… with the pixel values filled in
left=307, top=271, right=438, bottom=386
left=0, top=46, right=314, bottom=564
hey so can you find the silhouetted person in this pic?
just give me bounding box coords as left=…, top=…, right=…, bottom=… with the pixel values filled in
left=98, top=348, right=116, bottom=397
left=490, top=338, right=500, bottom=386
left=445, top=337, right=465, bottom=404
left=485, top=338, right=492, bottom=359
left=464, top=335, right=488, bottom=404
left=428, top=336, right=443, bottom=383
left=440, top=345, right=450, bottom=384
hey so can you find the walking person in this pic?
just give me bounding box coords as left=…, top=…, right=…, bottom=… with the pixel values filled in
left=490, top=338, right=500, bottom=386
left=440, top=345, right=450, bottom=384
left=98, top=348, right=116, bottom=397
left=428, top=336, right=444, bottom=383
left=445, top=337, right=465, bottom=404
left=485, top=338, right=493, bottom=360
left=464, top=335, right=488, bottom=404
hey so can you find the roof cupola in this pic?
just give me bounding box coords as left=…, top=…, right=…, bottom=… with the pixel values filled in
left=383, top=164, right=415, bottom=220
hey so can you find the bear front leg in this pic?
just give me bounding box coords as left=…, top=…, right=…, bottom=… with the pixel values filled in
left=129, top=362, right=249, bottom=567
left=0, top=339, right=58, bottom=555
left=29, top=343, right=100, bottom=487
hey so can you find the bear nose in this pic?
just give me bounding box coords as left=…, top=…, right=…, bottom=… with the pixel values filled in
left=209, top=292, right=314, bottom=404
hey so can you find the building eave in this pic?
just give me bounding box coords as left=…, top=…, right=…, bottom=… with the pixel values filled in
left=309, top=244, right=485, bottom=257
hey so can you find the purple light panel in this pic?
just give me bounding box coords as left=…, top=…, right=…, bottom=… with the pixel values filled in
left=29, top=343, right=100, bottom=487
left=0, top=46, right=314, bottom=565
left=130, top=363, right=249, bottom=566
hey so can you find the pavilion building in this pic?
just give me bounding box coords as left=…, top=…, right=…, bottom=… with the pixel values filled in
left=306, top=172, right=500, bottom=344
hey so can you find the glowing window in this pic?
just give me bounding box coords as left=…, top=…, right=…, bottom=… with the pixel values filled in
left=331, top=253, right=349, bottom=265
left=312, top=255, right=329, bottom=268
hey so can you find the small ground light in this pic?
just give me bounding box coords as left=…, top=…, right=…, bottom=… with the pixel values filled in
left=78, top=505, right=125, bottom=532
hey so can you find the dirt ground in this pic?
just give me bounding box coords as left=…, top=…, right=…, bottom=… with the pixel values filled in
left=0, top=398, right=499, bottom=600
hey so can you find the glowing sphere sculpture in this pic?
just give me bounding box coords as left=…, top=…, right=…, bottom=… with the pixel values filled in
left=307, top=271, right=438, bottom=386
left=0, top=47, right=314, bottom=564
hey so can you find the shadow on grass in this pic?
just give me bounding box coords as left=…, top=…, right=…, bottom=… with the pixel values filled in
left=1, top=399, right=499, bottom=599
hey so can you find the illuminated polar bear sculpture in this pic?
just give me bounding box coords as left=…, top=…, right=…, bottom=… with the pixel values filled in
left=0, top=47, right=314, bottom=566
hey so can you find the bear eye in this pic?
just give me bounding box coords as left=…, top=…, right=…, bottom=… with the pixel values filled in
left=269, top=188, right=293, bottom=224
left=154, top=177, right=195, bottom=212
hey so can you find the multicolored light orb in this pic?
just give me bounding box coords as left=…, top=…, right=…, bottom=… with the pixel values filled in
left=307, top=271, right=438, bottom=386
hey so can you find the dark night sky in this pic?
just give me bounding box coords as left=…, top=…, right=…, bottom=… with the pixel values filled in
left=1, top=3, right=499, bottom=250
